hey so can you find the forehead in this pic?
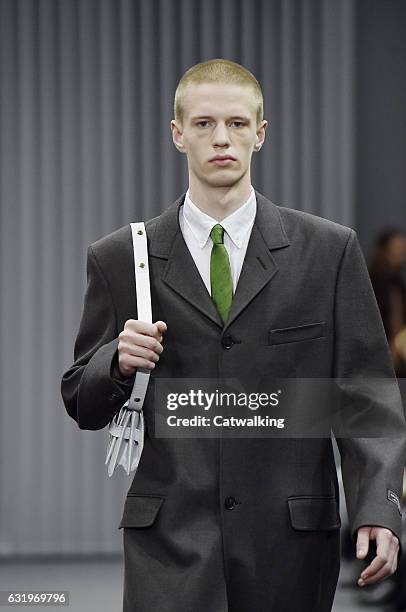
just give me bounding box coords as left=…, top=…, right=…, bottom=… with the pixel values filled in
left=182, top=82, right=256, bottom=119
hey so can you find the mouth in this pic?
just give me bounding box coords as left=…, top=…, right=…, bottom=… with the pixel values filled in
left=209, top=156, right=236, bottom=166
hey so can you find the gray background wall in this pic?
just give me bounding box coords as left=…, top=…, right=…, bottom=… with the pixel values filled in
left=0, top=0, right=404, bottom=557
left=355, top=0, right=406, bottom=255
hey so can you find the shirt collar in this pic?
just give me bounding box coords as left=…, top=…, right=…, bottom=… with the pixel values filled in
left=182, top=186, right=256, bottom=249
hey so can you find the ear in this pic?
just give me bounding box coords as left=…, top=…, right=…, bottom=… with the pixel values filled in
left=254, top=119, right=268, bottom=152
left=171, top=120, right=185, bottom=153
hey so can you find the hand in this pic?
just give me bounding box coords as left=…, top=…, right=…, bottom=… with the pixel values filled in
left=117, top=319, right=167, bottom=378
left=356, top=525, right=399, bottom=587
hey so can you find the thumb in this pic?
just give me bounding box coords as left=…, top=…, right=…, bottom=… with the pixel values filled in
left=154, top=320, right=167, bottom=334
left=356, top=526, right=371, bottom=559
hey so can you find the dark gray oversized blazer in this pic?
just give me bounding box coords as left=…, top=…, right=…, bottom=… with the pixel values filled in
left=61, top=190, right=406, bottom=612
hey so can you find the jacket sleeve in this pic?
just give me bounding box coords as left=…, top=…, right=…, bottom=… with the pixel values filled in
left=332, top=229, right=406, bottom=553
left=60, top=244, right=135, bottom=430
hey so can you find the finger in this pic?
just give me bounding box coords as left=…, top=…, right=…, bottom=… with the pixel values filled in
left=125, top=319, right=160, bottom=337
left=358, top=552, right=396, bottom=586
left=359, top=534, right=396, bottom=583
left=374, top=529, right=395, bottom=569
left=120, top=331, right=163, bottom=354
left=155, top=320, right=167, bottom=334
left=121, top=344, right=160, bottom=363
left=120, top=355, right=156, bottom=373
left=356, top=527, right=371, bottom=559
left=391, top=546, right=399, bottom=575
left=135, top=333, right=163, bottom=353
left=359, top=553, right=388, bottom=582
left=376, top=528, right=396, bottom=550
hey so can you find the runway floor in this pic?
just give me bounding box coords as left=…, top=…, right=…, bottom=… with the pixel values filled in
left=0, top=555, right=397, bottom=611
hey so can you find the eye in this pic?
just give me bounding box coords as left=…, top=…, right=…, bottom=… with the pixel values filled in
left=231, top=121, right=245, bottom=128
left=196, top=120, right=210, bottom=128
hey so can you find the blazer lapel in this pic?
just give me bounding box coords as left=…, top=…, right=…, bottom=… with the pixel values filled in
left=148, top=194, right=223, bottom=328
left=147, top=190, right=291, bottom=331
left=223, top=190, right=290, bottom=331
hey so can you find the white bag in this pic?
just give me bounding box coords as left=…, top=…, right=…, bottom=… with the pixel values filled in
left=105, top=222, right=152, bottom=477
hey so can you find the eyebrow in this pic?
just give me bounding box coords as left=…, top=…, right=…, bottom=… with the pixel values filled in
left=190, top=115, right=251, bottom=122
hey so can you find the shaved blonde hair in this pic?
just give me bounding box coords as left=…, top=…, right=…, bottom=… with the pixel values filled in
left=174, top=58, right=264, bottom=127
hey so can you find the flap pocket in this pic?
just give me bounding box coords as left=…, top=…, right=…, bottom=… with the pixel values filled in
left=269, top=322, right=325, bottom=345
left=287, top=496, right=341, bottom=531
left=118, top=494, right=165, bottom=529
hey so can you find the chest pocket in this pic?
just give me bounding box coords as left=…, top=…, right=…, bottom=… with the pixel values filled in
left=269, top=322, right=325, bottom=346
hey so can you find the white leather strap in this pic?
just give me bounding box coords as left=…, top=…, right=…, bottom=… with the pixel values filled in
left=126, top=222, right=152, bottom=412
left=105, top=221, right=150, bottom=476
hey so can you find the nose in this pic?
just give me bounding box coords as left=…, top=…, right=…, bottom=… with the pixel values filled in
left=212, top=122, right=231, bottom=147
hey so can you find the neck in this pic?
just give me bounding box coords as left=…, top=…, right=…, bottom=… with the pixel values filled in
left=187, top=175, right=252, bottom=221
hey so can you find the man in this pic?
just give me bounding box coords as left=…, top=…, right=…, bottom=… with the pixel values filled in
left=61, top=59, right=406, bottom=611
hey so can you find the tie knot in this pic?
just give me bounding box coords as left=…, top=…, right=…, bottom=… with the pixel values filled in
left=210, top=223, right=225, bottom=245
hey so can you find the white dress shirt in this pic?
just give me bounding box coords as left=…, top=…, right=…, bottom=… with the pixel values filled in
left=178, top=186, right=257, bottom=296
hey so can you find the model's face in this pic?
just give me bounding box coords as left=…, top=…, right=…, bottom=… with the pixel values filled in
left=171, top=83, right=267, bottom=188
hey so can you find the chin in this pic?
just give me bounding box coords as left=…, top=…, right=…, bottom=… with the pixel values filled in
left=204, top=171, right=244, bottom=187
left=206, top=178, right=239, bottom=188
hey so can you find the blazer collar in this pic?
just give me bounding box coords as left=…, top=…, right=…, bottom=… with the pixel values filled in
left=148, top=189, right=290, bottom=258
left=182, top=186, right=256, bottom=249
left=147, top=189, right=291, bottom=332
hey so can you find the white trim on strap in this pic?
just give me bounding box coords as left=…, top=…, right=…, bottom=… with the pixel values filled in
left=127, top=222, right=152, bottom=412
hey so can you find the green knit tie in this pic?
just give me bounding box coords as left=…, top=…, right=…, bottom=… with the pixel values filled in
left=210, top=224, right=233, bottom=323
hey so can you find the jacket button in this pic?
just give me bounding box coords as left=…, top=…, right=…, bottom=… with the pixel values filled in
left=222, top=335, right=234, bottom=349
left=224, top=496, right=236, bottom=510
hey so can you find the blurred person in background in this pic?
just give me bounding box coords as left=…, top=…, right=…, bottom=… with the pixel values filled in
left=366, top=230, right=406, bottom=611
left=369, top=229, right=406, bottom=378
